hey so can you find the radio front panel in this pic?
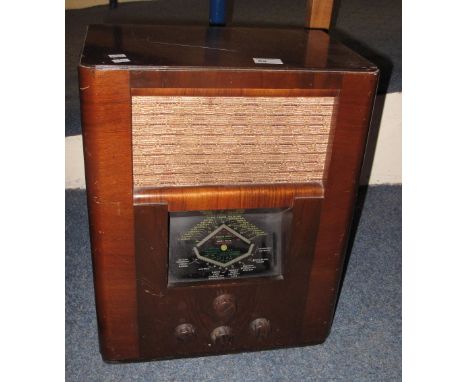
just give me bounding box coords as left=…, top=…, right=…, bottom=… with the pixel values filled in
left=134, top=195, right=322, bottom=358
left=130, top=88, right=332, bottom=358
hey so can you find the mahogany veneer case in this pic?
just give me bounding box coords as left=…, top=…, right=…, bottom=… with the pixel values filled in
left=78, top=24, right=378, bottom=362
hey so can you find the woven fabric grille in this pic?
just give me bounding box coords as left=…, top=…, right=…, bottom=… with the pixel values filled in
left=132, top=96, right=335, bottom=187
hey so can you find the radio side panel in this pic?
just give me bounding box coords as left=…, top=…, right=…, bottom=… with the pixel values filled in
left=301, top=71, right=379, bottom=343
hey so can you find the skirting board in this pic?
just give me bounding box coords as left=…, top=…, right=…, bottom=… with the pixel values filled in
left=66, top=0, right=149, bottom=9
left=65, top=92, right=401, bottom=188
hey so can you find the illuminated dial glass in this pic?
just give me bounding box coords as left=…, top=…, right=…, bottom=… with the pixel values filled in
left=168, top=209, right=290, bottom=285
left=193, top=224, right=255, bottom=267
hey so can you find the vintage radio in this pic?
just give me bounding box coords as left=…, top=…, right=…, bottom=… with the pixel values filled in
left=79, top=24, right=378, bottom=362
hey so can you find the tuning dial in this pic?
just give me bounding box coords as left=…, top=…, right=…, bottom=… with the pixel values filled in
left=212, top=294, right=236, bottom=321
left=250, top=318, right=271, bottom=339
left=174, top=323, right=196, bottom=342
left=210, top=325, right=233, bottom=345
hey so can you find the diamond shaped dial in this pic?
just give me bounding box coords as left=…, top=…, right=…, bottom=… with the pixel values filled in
left=193, top=224, right=255, bottom=267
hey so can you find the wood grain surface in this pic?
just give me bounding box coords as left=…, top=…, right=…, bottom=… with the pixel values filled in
left=79, top=68, right=139, bottom=360
left=134, top=196, right=323, bottom=359
left=79, top=25, right=379, bottom=362
left=134, top=183, right=323, bottom=212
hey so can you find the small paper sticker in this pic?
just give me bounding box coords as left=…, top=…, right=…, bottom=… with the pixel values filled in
left=253, top=58, right=283, bottom=65
left=108, top=54, right=127, bottom=58
left=112, top=58, right=131, bottom=63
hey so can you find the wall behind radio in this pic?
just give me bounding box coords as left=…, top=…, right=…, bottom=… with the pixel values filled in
left=65, top=0, right=402, bottom=188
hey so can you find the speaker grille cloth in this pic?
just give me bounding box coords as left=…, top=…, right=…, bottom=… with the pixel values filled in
left=132, top=96, right=335, bottom=187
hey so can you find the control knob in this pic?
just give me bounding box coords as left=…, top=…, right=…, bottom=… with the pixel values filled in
left=250, top=318, right=271, bottom=339
left=174, top=323, right=196, bottom=342
left=212, top=294, right=236, bottom=321
left=210, top=326, right=233, bottom=345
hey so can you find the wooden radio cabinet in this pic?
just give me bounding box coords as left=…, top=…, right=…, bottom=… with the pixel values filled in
left=78, top=24, right=378, bottom=362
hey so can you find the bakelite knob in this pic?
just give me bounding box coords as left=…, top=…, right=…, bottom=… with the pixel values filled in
left=210, top=325, right=233, bottom=345
left=174, top=323, right=196, bottom=342
left=250, top=318, right=271, bottom=339
left=212, top=294, right=236, bottom=321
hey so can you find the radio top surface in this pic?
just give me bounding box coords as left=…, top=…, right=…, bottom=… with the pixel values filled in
left=79, top=24, right=377, bottom=72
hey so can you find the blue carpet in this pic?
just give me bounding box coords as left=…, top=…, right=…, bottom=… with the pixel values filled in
left=66, top=185, right=401, bottom=381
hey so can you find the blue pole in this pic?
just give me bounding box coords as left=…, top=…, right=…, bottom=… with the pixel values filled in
left=209, top=0, right=226, bottom=26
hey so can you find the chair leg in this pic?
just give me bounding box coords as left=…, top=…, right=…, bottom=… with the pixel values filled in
left=306, top=0, right=334, bottom=30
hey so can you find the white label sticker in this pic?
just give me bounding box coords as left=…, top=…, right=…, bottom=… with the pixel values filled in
left=108, top=54, right=127, bottom=58
left=253, top=58, right=283, bottom=65
left=112, top=58, right=131, bottom=63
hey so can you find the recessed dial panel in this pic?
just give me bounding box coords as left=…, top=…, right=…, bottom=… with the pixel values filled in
left=168, top=209, right=290, bottom=285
